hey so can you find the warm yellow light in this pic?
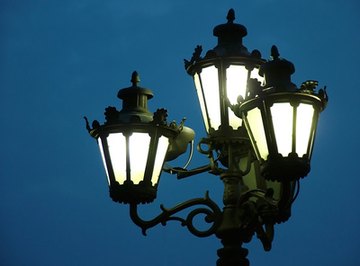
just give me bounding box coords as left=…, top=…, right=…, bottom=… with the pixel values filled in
left=250, top=68, right=264, bottom=85
left=151, top=136, right=169, bottom=185
left=107, top=133, right=127, bottom=184
left=129, top=133, right=151, bottom=184
left=246, top=107, right=269, bottom=160
left=98, top=138, right=110, bottom=185
left=296, top=103, right=314, bottom=157
left=226, top=65, right=248, bottom=104
left=271, top=103, right=293, bottom=156
left=226, top=65, right=247, bottom=129
left=199, top=66, right=221, bottom=131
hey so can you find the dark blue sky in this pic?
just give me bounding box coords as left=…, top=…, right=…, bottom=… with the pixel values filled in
left=1, top=0, right=359, bottom=265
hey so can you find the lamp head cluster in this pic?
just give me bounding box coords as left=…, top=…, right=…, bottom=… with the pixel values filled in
left=185, top=9, right=327, bottom=181
left=85, top=9, right=328, bottom=265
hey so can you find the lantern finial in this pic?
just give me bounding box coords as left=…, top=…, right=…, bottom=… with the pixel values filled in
left=271, top=45, right=280, bottom=60
left=131, top=71, right=140, bottom=87
left=227, top=9, right=235, bottom=23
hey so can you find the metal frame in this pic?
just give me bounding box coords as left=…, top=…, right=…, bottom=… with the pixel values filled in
left=85, top=9, right=327, bottom=266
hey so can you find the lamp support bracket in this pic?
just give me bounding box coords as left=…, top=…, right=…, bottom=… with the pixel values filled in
left=129, top=191, right=222, bottom=237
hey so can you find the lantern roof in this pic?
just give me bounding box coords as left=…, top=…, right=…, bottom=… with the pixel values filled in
left=206, top=9, right=250, bottom=57
left=259, top=46, right=296, bottom=92
left=117, top=71, right=154, bottom=123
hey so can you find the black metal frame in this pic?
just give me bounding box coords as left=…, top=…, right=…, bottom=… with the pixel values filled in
left=85, top=9, right=327, bottom=266
left=239, top=91, right=325, bottom=181
left=129, top=191, right=221, bottom=237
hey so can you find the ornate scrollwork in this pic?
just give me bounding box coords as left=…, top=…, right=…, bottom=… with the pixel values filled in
left=129, top=191, right=221, bottom=238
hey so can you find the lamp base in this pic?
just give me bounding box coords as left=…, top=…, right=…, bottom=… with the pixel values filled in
left=217, top=239, right=249, bottom=266
left=110, top=181, right=157, bottom=204
left=261, top=153, right=310, bottom=181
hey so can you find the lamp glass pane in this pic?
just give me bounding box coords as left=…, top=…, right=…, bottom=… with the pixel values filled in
left=129, top=132, right=151, bottom=184
left=296, top=103, right=314, bottom=157
left=246, top=107, right=269, bottom=160
left=199, top=65, right=221, bottom=131
left=226, top=65, right=248, bottom=104
left=250, top=67, right=264, bottom=85
left=271, top=103, right=293, bottom=157
left=226, top=65, right=248, bottom=129
left=98, top=138, right=110, bottom=185
left=194, top=73, right=209, bottom=131
left=151, top=136, right=169, bottom=185
left=107, top=133, right=127, bottom=184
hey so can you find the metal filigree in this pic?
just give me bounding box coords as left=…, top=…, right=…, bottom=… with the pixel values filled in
left=184, top=45, right=203, bottom=71
left=104, top=106, right=120, bottom=123
left=152, top=108, right=168, bottom=125
left=84, top=116, right=100, bottom=135
left=129, top=191, right=221, bottom=237
left=300, top=80, right=328, bottom=108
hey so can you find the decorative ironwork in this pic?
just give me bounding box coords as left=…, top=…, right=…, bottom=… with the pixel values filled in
left=85, top=8, right=327, bottom=266
left=129, top=191, right=221, bottom=237
left=184, top=45, right=203, bottom=71
left=104, top=106, right=120, bottom=123
left=152, top=108, right=168, bottom=125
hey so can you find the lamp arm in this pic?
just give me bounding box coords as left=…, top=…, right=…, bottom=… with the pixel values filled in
left=163, top=164, right=212, bottom=179
left=129, top=191, right=222, bottom=238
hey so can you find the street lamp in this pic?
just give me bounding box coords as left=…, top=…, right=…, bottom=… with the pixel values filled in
left=234, top=46, right=327, bottom=182
left=85, top=9, right=327, bottom=266
left=85, top=71, right=195, bottom=204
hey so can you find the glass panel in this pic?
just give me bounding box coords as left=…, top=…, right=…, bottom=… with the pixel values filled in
left=107, top=133, right=126, bottom=184
left=250, top=67, right=264, bottom=86
left=226, top=65, right=248, bottom=129
left=151, top=136, right=169, bottom=185
left=228, top=109, right=242, bottom=129
left=271, top=103, right=293, bottom=157
left=98, top=138, right=110, bottom=185
left=129, top=133, right=151, bottom=184
left=226, top=65, right=248, bottom=104
left=194, top=73, right=209, bottom=132
left=246, top=108, right=269, bottom=160
left=296, top=103, right=314, bottom=157
left=199, top=66, right=221, bottom=131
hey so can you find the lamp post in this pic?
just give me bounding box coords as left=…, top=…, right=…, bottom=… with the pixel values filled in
left=85, top=9, right=327, bottom=266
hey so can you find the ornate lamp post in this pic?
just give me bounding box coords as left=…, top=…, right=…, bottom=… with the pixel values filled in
left=85, top=9, right=327, bottom=266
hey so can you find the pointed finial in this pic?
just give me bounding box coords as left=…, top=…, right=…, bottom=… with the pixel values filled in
left=131, top=71, right=140, bottom=86
left=227, top=8, right=235, bottom=23
left=271, top=45, right=280, bottom=60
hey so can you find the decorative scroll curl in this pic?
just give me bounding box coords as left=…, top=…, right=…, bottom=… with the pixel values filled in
left=129, top=191, right=221, bottom=238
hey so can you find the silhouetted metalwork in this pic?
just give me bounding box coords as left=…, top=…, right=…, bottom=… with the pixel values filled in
left=129, top=191, right=221, bottom=237
left=86, top=8, right=327, bottom=266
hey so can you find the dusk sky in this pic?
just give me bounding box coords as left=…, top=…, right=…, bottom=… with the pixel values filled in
left=1, top=0, right=359, bottom=265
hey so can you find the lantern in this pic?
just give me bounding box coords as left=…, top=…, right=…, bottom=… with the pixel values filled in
left=86, top=72, right=194, bottom=204
left=185, top=9, right=264, bottom=136
left=239, top=46, right=328, bottom=181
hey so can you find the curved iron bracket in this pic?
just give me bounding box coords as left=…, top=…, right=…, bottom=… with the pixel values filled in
left=129, top=191, right=222, bottom=238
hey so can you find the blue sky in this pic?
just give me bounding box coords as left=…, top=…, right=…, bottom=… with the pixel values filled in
left=1, top=0, right=359, bottom=265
